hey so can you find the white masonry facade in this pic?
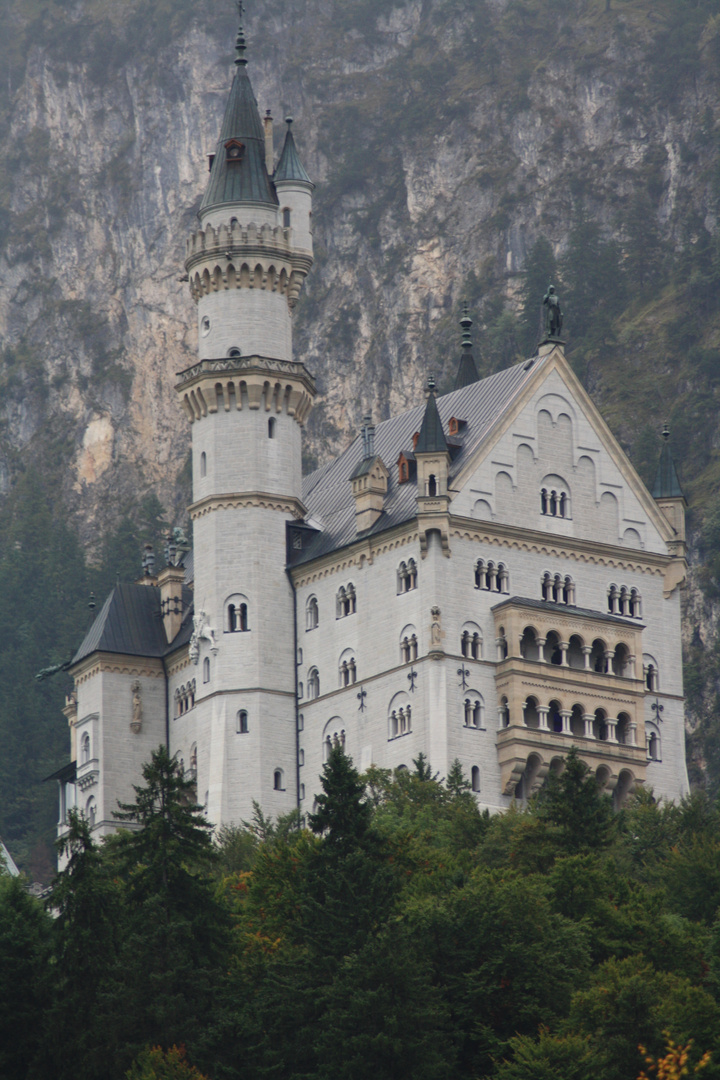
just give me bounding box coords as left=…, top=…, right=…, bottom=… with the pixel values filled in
left=53, top=25, right=690, bottom=857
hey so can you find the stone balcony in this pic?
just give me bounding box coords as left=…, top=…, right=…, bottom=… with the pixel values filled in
left=491, top=597, right=648, bottom=803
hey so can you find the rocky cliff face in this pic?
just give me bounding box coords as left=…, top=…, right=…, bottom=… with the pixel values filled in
left=1, top=0, right=720, bottom=867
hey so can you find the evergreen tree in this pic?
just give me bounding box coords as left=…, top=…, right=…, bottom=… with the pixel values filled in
left=0, top=872, right=52, bottom=1080
left=105, top=748, right=230, bottom=1070
left=534, top=746, right=614, bottom=853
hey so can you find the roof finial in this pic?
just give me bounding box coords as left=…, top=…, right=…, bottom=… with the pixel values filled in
left=427, top=373, right=436, bottom=395
left=662, top=422, right=670, bottom=441
left=460, top=301, right=473, bottom=352
left=235, top=0, right=247, bottom=66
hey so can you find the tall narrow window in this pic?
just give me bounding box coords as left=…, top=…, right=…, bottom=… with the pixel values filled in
left=471, top=766, right=480, bottom=792
left=306, top=596, right=319, bottom=630
left=203, top=657, right=210, bottom=683
left=200, top=451, right=207, bottom=477
left=428, top=474, right=437, bottom=497
left=239, top=603, right=248, bottom=631
left=283, top=208, right=291, bottom=228
left=81, top=732, right=91, bottom=764
left=268, top=416, right=276, bottom=438
left=273, top=768, right=284, bottom=790
left=236, top=710, right=248, bottom=734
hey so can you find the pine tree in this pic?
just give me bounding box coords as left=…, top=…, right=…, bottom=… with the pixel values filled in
left=534, top=746, right=614, bottom=853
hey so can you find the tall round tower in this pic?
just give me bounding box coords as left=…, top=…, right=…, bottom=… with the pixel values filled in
left=175, top=12, right=315, bottom=824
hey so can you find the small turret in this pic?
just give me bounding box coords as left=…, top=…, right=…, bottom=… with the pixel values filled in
left=274, top=117, right=314, bottom=257
left=652, top=425, right=686, bottom=557
left=349, top=416, right=388, bottom=532
left=453, top=302, right=480, bottom=390
left=415, top=377, right=450, bottom=501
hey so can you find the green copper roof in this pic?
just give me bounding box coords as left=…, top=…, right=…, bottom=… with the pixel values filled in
left=274, top=119, right=312, bottom=184
left=200, top=66, right=278, bottom=213
left=415, top=384, right=449, bottom=454
left=652, top=428, right=684, bottom=500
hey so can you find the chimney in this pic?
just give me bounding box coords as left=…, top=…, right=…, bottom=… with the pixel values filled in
left=264, top=109, right=274, bottom=174
left=158, top=564, right=185, bottom=643
left=361, top=415, right=375, bottom=459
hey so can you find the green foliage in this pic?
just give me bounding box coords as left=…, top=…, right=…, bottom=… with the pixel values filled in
left=126, top=1045, right=210, bottom=1080
left=0, top=874, right=52, bottom=1080
left=534, top=746, right=615, bottom=853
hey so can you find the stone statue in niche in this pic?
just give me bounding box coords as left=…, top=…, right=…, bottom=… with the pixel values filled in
left=430, top=607, right=443, bottom=648
left=130, top=681, right=142, bottom=734
left=189, top=610, right=218, bottom=664
left=542, top=285, right=563, bottom=339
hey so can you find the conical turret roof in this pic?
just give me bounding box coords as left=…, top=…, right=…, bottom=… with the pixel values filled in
left=200, top=21, right=277, bottom=214
left=415, top=382, right=449, bottom=454
left=274, top=119, right=312, bottom=184
left=652, top=427, right=684, bottom=500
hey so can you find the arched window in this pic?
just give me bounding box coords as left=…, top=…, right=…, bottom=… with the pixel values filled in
left=399, top=624, right=418, bottom=663
left=461, top=621, right=482, bottom=660
left=236, top=710, right=248, bottom=734
left=85, top=797, right=96, bottom=828
left=644, top=654, right=659, bottom=691
left=307, top=668, right=320, bottom=700
left=323, top=719, right=346, bottom=761
left=336, top=584, right=356, bottom=618
left=226, top=594, right=250, bottom=632
left=475, top=559, right=508, bottom=593
left=338, top=650, right=357, bottom=687
left=388, top=691, right=412, bottom=740
left=203, top=657, right=210, bottom=683
left=608, top=583, right=642, bottom=618
left=540, top=475, right=570, bottom=518
left=397, top=558, right=418, bottom=593
left=647, top=724, right=661, bottom=761
left=268, top=416, right=276, bottom=438
left=306, top=596, right=319, bottom=631
left=471, top=766, right=481, bottom=793
left=273, top=769, right=284, bottom=790
left=428, top=474, right=437, bottom=497
left=463, top=692, right=484, bottom=729
left=200, top=451, right=207, bottom=477
left=282, top=207, right=291, bottom=228
left=81, top=732, right=91, bottom=764
left=299, top=749, right=304, bottom=766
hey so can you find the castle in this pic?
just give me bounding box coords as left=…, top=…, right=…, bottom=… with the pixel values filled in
left=51, top=17, right=690, bottom=854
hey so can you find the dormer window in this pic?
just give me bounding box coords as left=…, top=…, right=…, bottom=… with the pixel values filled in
left=412, top=431, right=420, bottom=451
left=225, top=139, right=245, bottom=163
left=448, top=417, right=467, bottom=436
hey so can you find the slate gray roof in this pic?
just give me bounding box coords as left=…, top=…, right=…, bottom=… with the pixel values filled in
left=491, top=596, right=645, bottom=630
left=274, top=122, right=312, bottom=184
left=299, top=354, right=545, bottom=563
left=200, top=66, right=278, bottom=214
left=72, top=583, right=194, bottom=666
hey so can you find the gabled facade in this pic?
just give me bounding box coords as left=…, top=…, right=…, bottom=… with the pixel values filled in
left=52, top=22, right=689, bottom=860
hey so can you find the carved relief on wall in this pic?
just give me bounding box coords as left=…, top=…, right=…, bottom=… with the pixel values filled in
left=130, top=681, right=142, bottom=734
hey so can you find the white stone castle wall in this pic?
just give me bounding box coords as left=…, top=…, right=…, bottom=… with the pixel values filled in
left=192, top=399, right=303, bottom=501
left=197, top=287, right=292, bottom=362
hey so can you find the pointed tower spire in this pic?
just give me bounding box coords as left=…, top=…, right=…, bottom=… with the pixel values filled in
left=652, top=424, right=684, bottom=500
left=453, top=302, right=480, bottom=391
left=274, top=117, right=312, bottom=183
left=415, top=377, right=449, bottom=454
left=200, top=3, right=277, bottom=216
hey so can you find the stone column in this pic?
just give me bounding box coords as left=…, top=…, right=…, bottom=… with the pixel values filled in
left=604, top=649, right=615, bottom=674
left=560, top=710, right=572, bottom=735
left=559, top=641, right=570, bottom=667
left=538, top=706, right=550, bottom=731
left=487, top=565, right=498, bottom=591
left=537, top=636, right=547, bottom=663
left=521, top=700, right=529, bottom=727
left=496, top=637, right=505, bottom=661
left=628, top=721, right=638, bottom=747
left=583, top=713, right=595, bottom=739
left=627, top=654, right=637, bottom=679
left=497, top=705, right=508, bottom=729
left=606, top=718, right=618, bottom=743
left=582, top=646, right=592, bottom=671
